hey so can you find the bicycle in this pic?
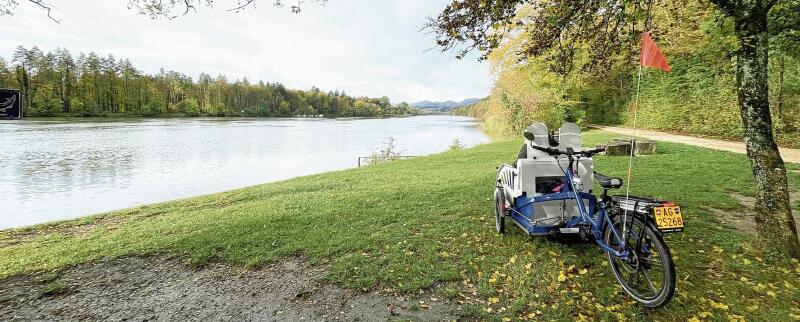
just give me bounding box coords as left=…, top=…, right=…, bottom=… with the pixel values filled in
left=494, top=127, right=683, bottom=307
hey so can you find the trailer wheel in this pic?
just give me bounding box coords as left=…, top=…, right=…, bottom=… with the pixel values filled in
left=494, top=189, right=506, bottom=233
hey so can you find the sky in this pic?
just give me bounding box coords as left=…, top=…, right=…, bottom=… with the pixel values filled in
left=0, top=0, right=492, bottom=103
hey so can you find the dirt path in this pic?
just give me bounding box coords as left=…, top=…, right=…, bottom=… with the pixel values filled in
left=0, top=256, right=461, bottom=321
left=591, top=125, right=800, bottom=163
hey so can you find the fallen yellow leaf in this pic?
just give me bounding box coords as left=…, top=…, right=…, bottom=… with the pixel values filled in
left=558, top=272, right=567, bottom=282
left=699, top=311, right=713, bottom=318
left=727, top=314, right=745, bottom=322
left=489, top=297, right=499, bottom=304
left=708, top=299, right=729, bottom=311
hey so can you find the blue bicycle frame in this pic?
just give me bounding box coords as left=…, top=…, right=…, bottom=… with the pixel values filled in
left=505, top=155, right=632, bottom=261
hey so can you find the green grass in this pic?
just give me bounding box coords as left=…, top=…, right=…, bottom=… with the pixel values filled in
left=2, top=130, right=800, bottom=321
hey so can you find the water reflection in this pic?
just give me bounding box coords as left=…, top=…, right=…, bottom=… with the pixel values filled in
left=0, top=115, right=487, bottom=229
left=14, top=148, right=135, bottom=200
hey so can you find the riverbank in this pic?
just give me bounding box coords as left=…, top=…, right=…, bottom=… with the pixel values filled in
left=2, top=130, right=800, bottom=320
left=18, top=112, right=426, bottom=119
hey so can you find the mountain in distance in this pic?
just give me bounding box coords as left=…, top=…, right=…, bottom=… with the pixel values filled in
left=411, top=98, right=481, bottom=112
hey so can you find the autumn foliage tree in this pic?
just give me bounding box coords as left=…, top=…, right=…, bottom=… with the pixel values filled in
left=428, top=0, right=800, bottom=258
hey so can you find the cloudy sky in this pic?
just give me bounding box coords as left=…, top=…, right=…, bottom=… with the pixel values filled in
left=0, top=0, right=491, bottom=103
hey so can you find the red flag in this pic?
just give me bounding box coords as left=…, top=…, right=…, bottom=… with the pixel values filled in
left=640, top=32, right=671, bottom=72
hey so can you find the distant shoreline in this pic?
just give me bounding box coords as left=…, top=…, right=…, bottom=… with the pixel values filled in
left=10, top=112, right=431, bottom=120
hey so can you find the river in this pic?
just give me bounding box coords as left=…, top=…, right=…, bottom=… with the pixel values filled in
left=0, top=115, right=487, bottom=229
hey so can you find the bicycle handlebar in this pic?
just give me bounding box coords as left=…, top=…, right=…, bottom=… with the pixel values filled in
left=530, top=145, right=606, bottom=158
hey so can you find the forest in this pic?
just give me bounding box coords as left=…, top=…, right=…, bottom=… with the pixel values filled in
left=0, top=46, right=418, bottom=117
left=452, top=1, right=799, bottom=147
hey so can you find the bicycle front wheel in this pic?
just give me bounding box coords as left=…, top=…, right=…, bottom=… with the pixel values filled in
left=603, top=215, right=676, bottom=307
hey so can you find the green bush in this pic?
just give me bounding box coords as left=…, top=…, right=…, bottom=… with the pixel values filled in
left=175, top=99, right=201, bottom=117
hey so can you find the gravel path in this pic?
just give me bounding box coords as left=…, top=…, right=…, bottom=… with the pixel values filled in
left=591, top=125, right=800, bottom=163
left=0, top=257, right=462, bottom=321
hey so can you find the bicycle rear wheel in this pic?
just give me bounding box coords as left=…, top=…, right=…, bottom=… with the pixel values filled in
left=494, top=188, right=506, bottom=233
left=603, top=215, right=675, bottom=307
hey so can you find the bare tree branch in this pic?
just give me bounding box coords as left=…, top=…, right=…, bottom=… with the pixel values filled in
left=0, top=0, right=327, bottom=20
left=227, top=0, right=256, bottom=12
left=28, top=0, right=60, bottom=23
left=183, top=0, right=196, bottom=15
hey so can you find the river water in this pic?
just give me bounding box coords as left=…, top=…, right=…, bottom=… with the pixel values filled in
left=0, top=115, right=487, bottom=229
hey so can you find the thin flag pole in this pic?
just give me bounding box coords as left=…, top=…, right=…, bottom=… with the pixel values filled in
left=622, top=49, right=644, bottom=244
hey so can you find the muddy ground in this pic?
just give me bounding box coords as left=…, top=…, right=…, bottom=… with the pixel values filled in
left=0, top=256, right=463, bottom=321
left=708, top=191, right=800, bottom=235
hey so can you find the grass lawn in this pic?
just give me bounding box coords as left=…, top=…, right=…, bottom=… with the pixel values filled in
left=2, top=130, right=800, bottom=320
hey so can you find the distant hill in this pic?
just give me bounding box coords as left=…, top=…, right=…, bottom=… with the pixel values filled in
left=410, top=98, right=481, bottom=112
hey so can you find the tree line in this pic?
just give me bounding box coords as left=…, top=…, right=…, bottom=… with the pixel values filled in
left=0, top=45, right=419, bottom=117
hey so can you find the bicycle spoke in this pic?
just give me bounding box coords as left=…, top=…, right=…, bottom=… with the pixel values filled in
left=641, top=269, right=659, bottom=295
left=627, top=270, right=638, bottom=287
left=616, top=258, right=634, bottom=273
left=641, top=257, right=663, bottom=268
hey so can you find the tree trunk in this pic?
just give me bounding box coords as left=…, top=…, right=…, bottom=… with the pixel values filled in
left=734, top=9, right=800, bottom=258
left=776, top=54, right=784, bottom=117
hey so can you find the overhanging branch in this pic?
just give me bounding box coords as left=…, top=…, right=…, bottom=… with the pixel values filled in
left=28, top=0, right=60, bottom=23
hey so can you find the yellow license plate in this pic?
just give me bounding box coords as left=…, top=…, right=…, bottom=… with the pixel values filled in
left=653, top=206, right=684, bottom=230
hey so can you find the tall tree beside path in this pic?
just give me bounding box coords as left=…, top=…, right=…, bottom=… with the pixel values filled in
left=709, top=0, right=799, bottom=258
left=428, top=0, right=800, bottom=258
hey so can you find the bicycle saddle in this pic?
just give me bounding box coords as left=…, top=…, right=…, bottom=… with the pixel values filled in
left=594, top=172, right=623, bottom=189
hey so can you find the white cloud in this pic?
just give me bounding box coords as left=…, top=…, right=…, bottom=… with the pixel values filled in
left=0, top=0, right=491, bottom=103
